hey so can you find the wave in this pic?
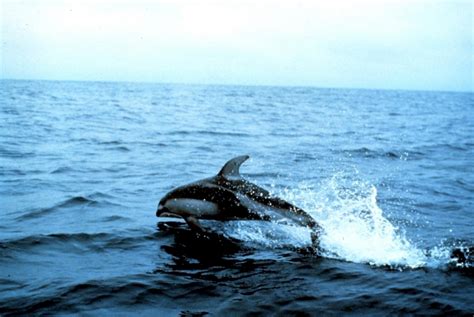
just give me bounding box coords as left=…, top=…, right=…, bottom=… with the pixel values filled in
left=0, top=281, right=123, bottom=315
left=101, top=215, right=132, bottom=222
left=99, top=145, right=131, bottom=152
left=0, top=168, right=43, bottom=176
left=0, top=273, right=188, bottom=315
left=336, top=143, right=471, bottom=161
left=15, top=193, right=119, bottom=221
left=0, top=146, right=36, bottom=159
left=411, top=143, right=472, bottom=156
left=50, top=166, right=75, bottom=174
left=98, top=140, right=122, bottom=145
left=166, top=130, right=253, bottom=137
left=337, top=147, right=421, bottom=160
left=0, top=230, right=156, bottom=255
left=0, top=232, right=109, bottom=250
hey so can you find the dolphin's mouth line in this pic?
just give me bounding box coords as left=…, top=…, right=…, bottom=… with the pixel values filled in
left=158, top=211, right=181, bottom=218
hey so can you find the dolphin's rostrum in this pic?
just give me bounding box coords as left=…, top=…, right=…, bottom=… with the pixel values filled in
left=156, top=155, right=321, bottom=245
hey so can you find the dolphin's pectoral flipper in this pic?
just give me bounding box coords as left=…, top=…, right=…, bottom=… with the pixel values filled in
left=184, top=215, right=235, bottom=244
left=218, top=155, right=250, bottom=179
left=184, top=215, right=205, bottom=232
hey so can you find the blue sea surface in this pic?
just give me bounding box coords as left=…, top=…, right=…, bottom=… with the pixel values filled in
left=0, top=80, right=473, bottom=315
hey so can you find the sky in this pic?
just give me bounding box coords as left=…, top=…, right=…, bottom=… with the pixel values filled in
left=1, top=0, right=473, bottom=91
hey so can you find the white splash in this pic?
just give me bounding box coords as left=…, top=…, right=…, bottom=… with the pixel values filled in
left=225, top=220, right=312, bottom=249
left=279, top=174, right=429, bottom=268
left=225, top=172, right=431, bottom=267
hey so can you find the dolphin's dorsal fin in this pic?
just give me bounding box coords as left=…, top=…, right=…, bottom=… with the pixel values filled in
left=218, top=155, right=249, bottom=179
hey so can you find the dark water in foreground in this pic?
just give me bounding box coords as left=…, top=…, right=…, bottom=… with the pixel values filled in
left=1, top=80, right=473, bottom=315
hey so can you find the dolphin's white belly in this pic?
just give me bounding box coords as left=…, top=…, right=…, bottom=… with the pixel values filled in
left=165, top=198, right=219, bottom=216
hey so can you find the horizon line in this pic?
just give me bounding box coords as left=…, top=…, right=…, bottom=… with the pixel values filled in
left=1, top=77, right=472, bottom=94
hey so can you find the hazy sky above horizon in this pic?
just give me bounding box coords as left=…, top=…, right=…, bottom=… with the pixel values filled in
left=1, top=0, right=473, bottom=91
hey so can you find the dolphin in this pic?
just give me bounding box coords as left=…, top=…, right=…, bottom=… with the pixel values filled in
left=156, top=155, right=321, bottom=245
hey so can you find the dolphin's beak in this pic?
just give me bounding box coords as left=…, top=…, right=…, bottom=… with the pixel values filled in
left=156, top=204, right=166, bottom=217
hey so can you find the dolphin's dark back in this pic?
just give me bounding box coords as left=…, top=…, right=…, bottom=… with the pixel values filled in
left=157, top=155, right=320, bottom=233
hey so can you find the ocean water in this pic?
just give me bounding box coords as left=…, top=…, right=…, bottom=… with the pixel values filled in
left=0, top=79, right=473, bottom=315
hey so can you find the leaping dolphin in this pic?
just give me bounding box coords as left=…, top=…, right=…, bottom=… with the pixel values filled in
left=156, top=155, right=321, bottom=245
